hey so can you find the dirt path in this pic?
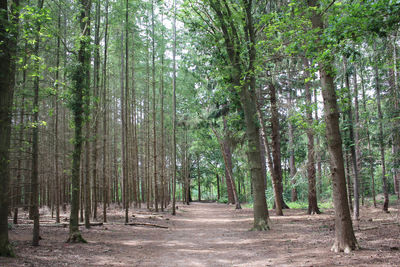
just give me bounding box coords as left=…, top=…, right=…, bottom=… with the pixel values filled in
left=1, top=202, right=399, bottom=266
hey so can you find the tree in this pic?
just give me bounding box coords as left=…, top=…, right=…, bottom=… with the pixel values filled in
left=304, top=58, right=320, bottom=215
left=31, top=0, right=45, bottom=246
left=0, top=0, right=19, bottom=257
left=307, top=0, right=357, bottom=252
left=67, top=0, right=91, bottom=243
left=171, top=0, right=177, bottom=216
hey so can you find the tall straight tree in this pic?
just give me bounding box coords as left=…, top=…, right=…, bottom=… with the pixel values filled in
left=67, top=0, right=91, bottom=243
left=171, top=0, right=177, bottom=216
left=374, top=44, right=389, bottom=213
left=92, top=0, right=101, bottom=220
left=304, top=58, right=320, bottom=215
left=343, top=57, right=360, bottom=220
left=0, top=0, right=19, bottom=256
left=151, top=0, right=158, bottom=212
left=124, top=0, right=129, bottom=222
left=307, top=0, right=357, bottom=252
left=31, top=0, right=45, bottom=246
left=102, top=0, right=109, bottom=223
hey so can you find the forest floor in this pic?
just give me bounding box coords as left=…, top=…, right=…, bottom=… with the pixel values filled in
left=1, top=201, right=400, bottom=266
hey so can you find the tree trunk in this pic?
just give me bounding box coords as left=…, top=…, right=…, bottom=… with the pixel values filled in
left=31, top=0, right=45, bottom=246
left=288, top=64, right=297, bottom=202
left=54, top=10, right=61, bottom=224
left=304, top=58, right=320, bottom=215
left=0, top=0, right=17, bottom=256
left=102, top=0, right=109, bottom=223
left=223, top=117, right=235, bottom=204
left=374, top=44, right=389, bottom=212
left=308, top=0, right=357, bottom=252
left=171, top=0, right=177, bottom=216
left=360, top=67, right=376, bottom=207
left=197, top=154, right=201, bottom=202
left=91, top=0, right=101, bottom=220
left=343, top=57, right=360, bottom=219
left=67, top=0, right=91, bottom=243
left=269, top=81, right=286, bottom=215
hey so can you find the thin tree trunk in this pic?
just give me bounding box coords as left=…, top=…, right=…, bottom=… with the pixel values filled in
left=269, top=80, right=285, bottom=215
left=197, top=154, right=201, bottom=202
left=374, top=44, right=389, bottom=212
left=102, top=0, right=109, bottom=223
left=160, top=8, right=165, bottom=211
left=31, top=0, right=45, bottom=246
left=287, top=64, right=297, bottom=202
left=344, top=57, right=360, bottom=220
left=151, top=0, right=158, bottom=212
left=360, top=66, right=376, bottom=207
left=54, top=10, right=61, bottom=223
left=223, top=116, right=235, bottom=204
left=171, top=0, right=177, bottom=216
left=304, top=58, right=320, bottom=214
left=91, top=0, right=101, bottom=220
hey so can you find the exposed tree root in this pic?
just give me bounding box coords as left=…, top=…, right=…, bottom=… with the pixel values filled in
left=125, top=223, right=168, bottom=229
left=0, top=243, right=15, bottom=257
left=251, top=220, right=270, bottom=231
left=66, top=232, right=87, bottom=243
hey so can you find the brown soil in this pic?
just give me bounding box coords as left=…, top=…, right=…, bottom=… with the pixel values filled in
left=1, top=202, right=399, bottom=266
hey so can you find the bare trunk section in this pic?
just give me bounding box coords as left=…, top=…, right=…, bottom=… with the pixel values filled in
left=151, top=0, right=158, bottom=212
left=31, top=0, right=45, bottom=246
left=343, top=57, right=360, bottom=220
left=171, top=0, right=177, bottom=216
left=223, top=117, right=235, bottom=204
left=269, top=81, right=285, bottom=215
left=102, top=0, right=109, bottom=223
left=374, top=45, right=389, bottom=212
left=304, top=58, right=320, bottom=215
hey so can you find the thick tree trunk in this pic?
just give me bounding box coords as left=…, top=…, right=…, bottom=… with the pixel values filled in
left=67, top=0, right=91, bottom=243
left=0, top=0, right=16, bottom=256
left=308, top=0, right=357, bottom=252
